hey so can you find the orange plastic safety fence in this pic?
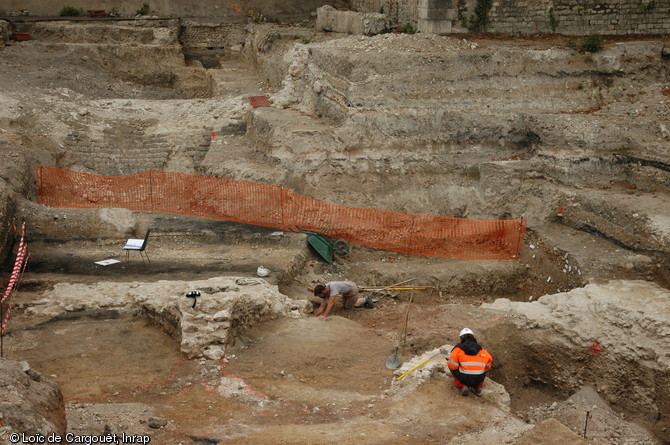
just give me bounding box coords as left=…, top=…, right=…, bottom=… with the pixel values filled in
left=37, top=167, right=526, bottom=259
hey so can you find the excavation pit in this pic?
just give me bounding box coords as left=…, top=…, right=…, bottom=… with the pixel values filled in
left=0, top=14, right=668, bottom=445
left=4, top=267, right=668, bottom=443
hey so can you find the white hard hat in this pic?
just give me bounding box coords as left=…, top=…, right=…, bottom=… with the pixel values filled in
left=459, top=328, right=474, bottom=337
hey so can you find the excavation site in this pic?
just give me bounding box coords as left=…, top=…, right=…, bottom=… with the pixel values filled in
left=0, top=1, right=668, bottom=444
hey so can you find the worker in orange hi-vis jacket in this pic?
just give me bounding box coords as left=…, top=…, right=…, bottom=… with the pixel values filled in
left=446, top=328, right=493, bottom=397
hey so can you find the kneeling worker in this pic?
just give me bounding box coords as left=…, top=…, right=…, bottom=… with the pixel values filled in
left=313, top=281, right=366, bottom=320
left=447, top=328, right=493, bottom=396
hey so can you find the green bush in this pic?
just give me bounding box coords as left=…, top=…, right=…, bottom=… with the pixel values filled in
left=136, top=3, right=150, bottom=15
left=565, top=36, right=577, bottom=48
left=400, top=23, right=417, bottom=34
left=59, top=6, right=82, bottom=17
left=582, top=34, right=603, bottom=53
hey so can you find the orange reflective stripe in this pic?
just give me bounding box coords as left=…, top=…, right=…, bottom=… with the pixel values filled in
left=460, top=368, right=487, bottom=375
left=447, top=357, right=459, bottom=370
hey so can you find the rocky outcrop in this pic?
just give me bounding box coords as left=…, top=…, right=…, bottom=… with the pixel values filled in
left=0, top=359, right=66, bottom=438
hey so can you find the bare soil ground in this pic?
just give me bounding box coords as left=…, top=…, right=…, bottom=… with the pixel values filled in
left=0, top=17, right=668, bottom=445
left=1, top=234, right=663, bottom=444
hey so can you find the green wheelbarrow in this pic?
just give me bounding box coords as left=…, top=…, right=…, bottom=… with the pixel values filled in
left=294, top=227, right=350, bottom=264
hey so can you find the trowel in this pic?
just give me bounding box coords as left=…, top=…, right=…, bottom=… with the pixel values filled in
left=186, top=290, right=201, bottom=308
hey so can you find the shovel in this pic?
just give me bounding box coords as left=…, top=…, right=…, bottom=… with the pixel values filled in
left=386, top=346, right=402, bottom=369
left=385, top=293, right=413, bottom=369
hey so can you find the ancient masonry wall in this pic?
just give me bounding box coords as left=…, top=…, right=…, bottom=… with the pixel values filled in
left=0, top=19, right=8, bottom=43
left=352, top=0, right=670, bottom=35
left=0, top=0, right=341, bottom=21
left=487, top=0, right=670, bottom=35
left=351, top=0, right=419, bottom=25
left=180, top=20, right=247, bottom=64
left=180, top=20, right=244, bottom=47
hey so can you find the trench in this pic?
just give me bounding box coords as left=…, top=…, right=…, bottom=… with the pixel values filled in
left=7, top=277, right=669, bottom=443
left=483, top=322, right=670, bottom=444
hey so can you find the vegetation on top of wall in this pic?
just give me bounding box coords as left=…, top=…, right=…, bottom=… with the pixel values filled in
left=136, top=3, right=150, bottom=16
left=59, top=6, right=83, bottom=17
left=466, top=0, right=494, bottom=33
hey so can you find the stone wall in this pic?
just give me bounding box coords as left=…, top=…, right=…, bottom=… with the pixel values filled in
left=180, top=20, right=245, bottom=48
left=316, top=5, right=388, bottom=34
left=352, top=0, right=670, bottom=35
left=0, top=0, right=341, bottom=21
left=350, top=0, right=418, bottom=26
left=3, top=0, right=667, bottom=34
left=180, top=20, right=247, bottom=65
left=487, top=0, right=670, bottom=35
left=0, top=19, right=8, bottom=43
left=30, top=19, right=181, bottom=44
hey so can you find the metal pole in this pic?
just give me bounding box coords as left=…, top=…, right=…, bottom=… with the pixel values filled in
left=583, top=410, right=591, bottom=438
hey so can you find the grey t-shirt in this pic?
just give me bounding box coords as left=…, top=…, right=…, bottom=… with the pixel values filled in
left=325, top=281, right=353, bottom=298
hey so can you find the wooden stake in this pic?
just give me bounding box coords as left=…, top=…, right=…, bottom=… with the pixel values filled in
left=400, top=292, right=413, bottom=348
